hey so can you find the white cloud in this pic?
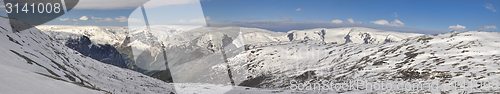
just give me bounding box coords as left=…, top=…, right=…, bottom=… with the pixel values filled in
left=348, top=18, right=354, bottom=23
left=115, top=16, right=128, bottom=22
left=73, top=22, right=79, bottom=25
left=91, top=16, right=113, bottom=22
left=370, top=19, right=404, bottom=26
left=371, top=20, right=389, bottom=25
left=394, top=13, right=398, bottom=18
left=73, top=19, right=78, bottom=21
left=178, top=17, right=207, bottom=24
left=178, top=19, right=187, bottom=23
left=59, top=18, right=69, bottom=21
left=128, top=18, right=143, bottom=23
left=331, top=19, right=342, bottom=24
left=295, top=8, right=302, bottom=11
left=205, top=16, right=211, bottom=20
left=91, top=17, right=102, bottom=19
left=486, top=3, right=497, bottom=12
left=79, top=16, right=88, bottom=20
left=479, top=25, right=497, bottom=29
left=189, top=18, right=206, bottom=23
left=102, top=17, right=113, bottom=22
left=392, top=19, right=404, bottom=26
left=448, top=24, right=466, bottom=30
left=74, top=0, right=199, bottom=10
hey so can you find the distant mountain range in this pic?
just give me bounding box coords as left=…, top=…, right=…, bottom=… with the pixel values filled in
left=36, top=25, right=422, bottom=84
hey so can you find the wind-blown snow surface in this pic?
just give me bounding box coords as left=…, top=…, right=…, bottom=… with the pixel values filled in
left=222, top=31, right=500, bottom=93
left=0, top=63, right=101, bottom=94
left=0, top=17, right=178, bottom=94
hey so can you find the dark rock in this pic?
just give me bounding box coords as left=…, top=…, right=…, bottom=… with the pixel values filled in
left=65, top=35, right=127, bottom=68
left=238, top=75, right=269, bottom=88
left=150, top=69, right=173, bottom=83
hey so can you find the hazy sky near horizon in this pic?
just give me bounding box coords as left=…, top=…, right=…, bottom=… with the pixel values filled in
left=1, top=0, right=498, bottom=33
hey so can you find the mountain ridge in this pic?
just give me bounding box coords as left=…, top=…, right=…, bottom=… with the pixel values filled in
left=36, top=25, right=424, bottom=84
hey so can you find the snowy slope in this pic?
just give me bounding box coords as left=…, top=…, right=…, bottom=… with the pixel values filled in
left=0, top=63, right=102, bottom=94
left=0, top=17, right=179, bottom=94
left=219, top=31, right=500, bottom=93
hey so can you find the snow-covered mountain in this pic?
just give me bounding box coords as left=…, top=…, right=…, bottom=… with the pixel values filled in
left=37, top=25, right=422, bottom=50
left=242, top=27, right=423, bottom=44
left=217, top=31, right=500, bottom=93
left=36, top=25, right=130, bottom=46
left=120, top=26, right=425, bottom=83
left=36, top=25, right=424, bottom=85
left=0, top=16, right=178, bottom=94
left=36, top=25, right=203, bottom=48
left=155, top=27, right=424, bottom=85
left=0, top=17, right=297, bottom=94
left=36, top=25, right=208, bottom=75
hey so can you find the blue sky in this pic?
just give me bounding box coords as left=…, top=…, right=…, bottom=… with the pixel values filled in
left=201, top=0, right=499, bottom=32
left=1, top=0, right=499, bottom=33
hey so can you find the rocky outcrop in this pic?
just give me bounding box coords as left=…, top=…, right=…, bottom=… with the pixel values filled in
left=65, top=36, right=127, bottom=68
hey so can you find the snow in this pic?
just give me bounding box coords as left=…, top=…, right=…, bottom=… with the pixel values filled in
left=1, top=17, right=177, bottom=94
left=0, top=64, right=103, bottom=94
left=36, top=25, right=422, bottom=77
left=32, top=22, right=430, bottom=93
left=220, top=31, right=500, bottom=93
left=3, top=16, right=296, bottom=94
left=38, top=25, right=420, bottom=52
left=286, top=27, right=422, bottom=44
left=36, top=25, right=130, bottom=46
left=232, top=31, right=245, bottom=48
left=24, top=16, right=500, bottom=93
